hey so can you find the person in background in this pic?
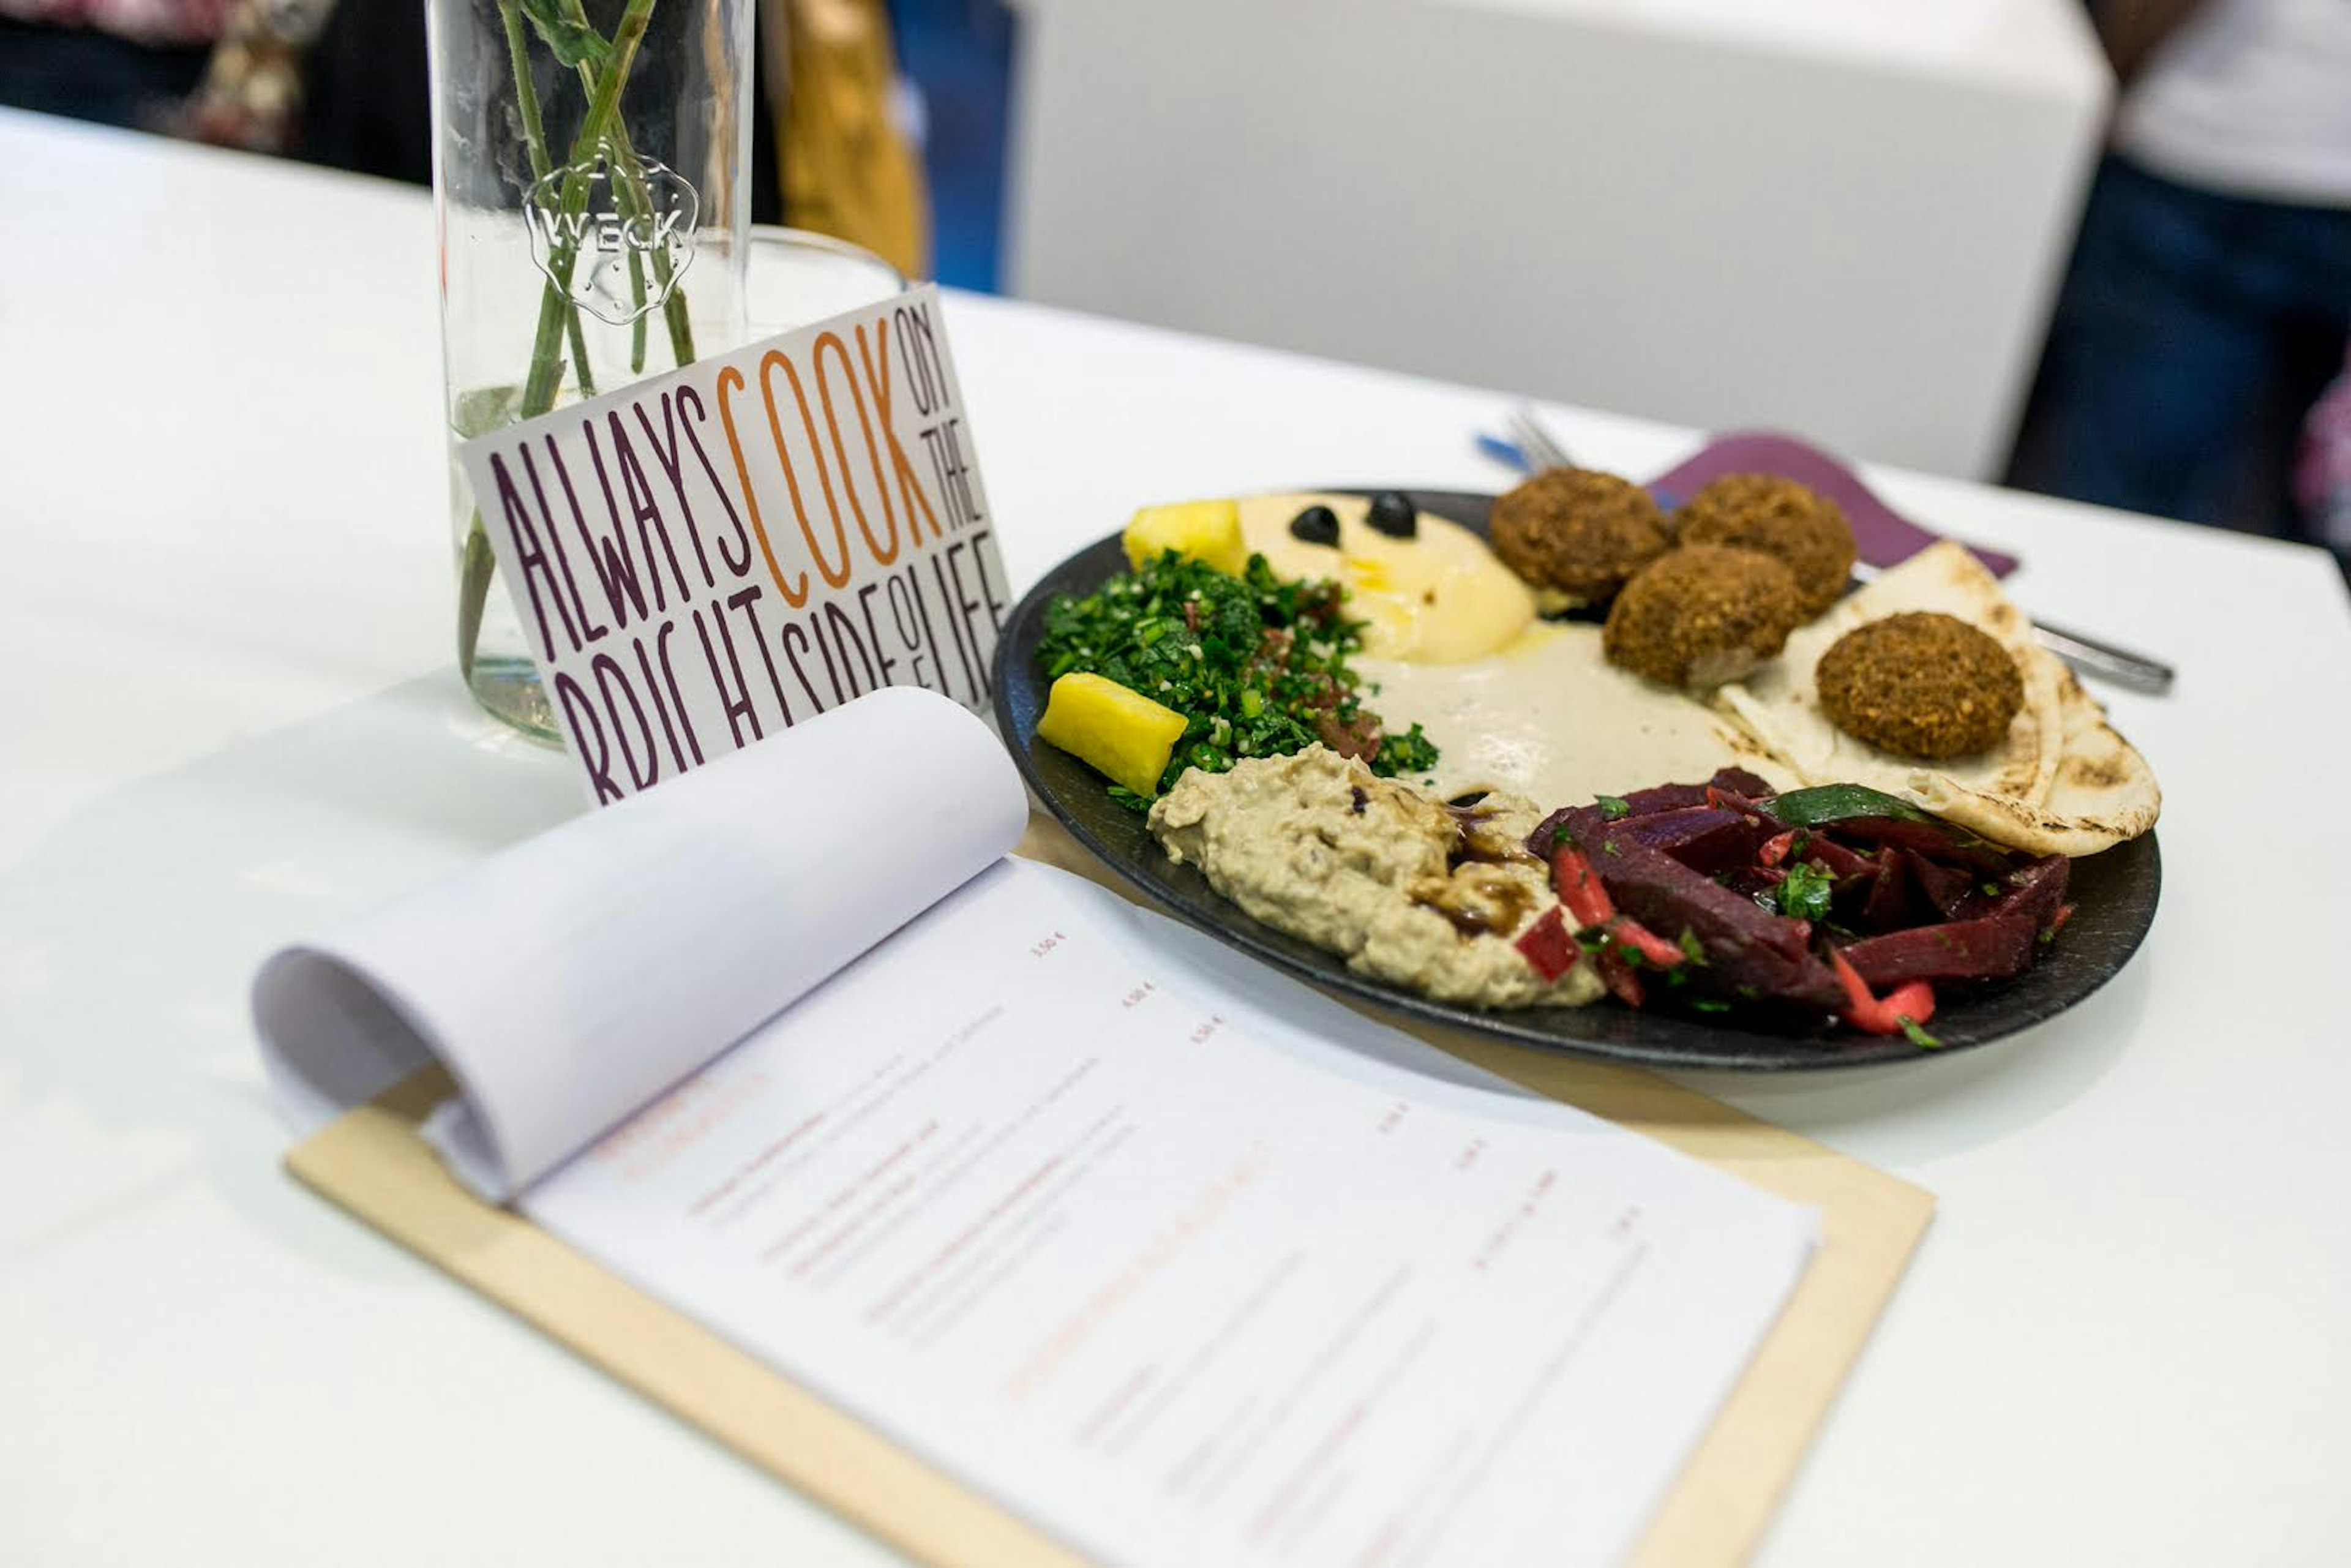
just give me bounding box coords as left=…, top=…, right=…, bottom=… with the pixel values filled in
left=0, top=0, right=230, bottom=129
left=176, top=0, right=331, bottom=159
left=2296, top=346, right=2351, bottom=557
left=2, top=0, right=929, bottom=278
left=771, top=0, right=931, bottom=281
left=2007, top=0, right=2351, bottom=569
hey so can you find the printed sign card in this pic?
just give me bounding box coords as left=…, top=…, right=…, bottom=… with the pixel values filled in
left=459, top=283, right=1007, bottom=803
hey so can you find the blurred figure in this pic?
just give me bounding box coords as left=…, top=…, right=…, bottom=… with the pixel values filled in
left=885, top=0, right=1015, bottom=291
left=2008, top=0, right=2351, bottom=561
left=2297, top=347, right=2351, bottom=554
left=178, top=0, right=331, bottom=159
left=772, top=0, right=931, bottom=279
left=6, top=0, right=941, bottom=281
left=0, top=0, right=228, bottom=129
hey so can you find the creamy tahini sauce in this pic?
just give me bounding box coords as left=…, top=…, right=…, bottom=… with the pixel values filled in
left=1231, top=491, right=1785, bottom=808
left=1360, top=623, right=1793, bottom=809
left=1238, top=492, right=1534, bottom=663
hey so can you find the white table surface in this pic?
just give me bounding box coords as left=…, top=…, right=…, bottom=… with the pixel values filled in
left=3, top=108, right=2347, bottom=1567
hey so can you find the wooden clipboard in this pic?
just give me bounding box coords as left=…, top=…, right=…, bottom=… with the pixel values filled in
left=287, top=820, right=1933, bottom=1568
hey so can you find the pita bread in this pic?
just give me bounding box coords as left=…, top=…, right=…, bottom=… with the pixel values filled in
left=1920, top=656, right=2161, bottom=856
left=1716, top=542, right=2158, bottom=855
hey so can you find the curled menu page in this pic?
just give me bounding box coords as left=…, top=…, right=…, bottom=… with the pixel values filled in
left=526, top=859, right=1820, bottom=1568
left=256, top=680, right=1820, bottom=1567
left=252, top=686, right=1027, bottom=1199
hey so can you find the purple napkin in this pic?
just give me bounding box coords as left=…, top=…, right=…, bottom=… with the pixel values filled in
left=1646, top=430, right=2020, bottom=579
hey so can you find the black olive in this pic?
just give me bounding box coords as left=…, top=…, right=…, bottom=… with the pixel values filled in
left=1367, top=490, right=1419, bottom=538
left=1288, top=504, right=1341, bottom=546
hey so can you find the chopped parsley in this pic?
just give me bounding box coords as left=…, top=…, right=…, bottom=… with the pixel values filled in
left=1774, top=861, right=1836, bottom=923
left=1597, top=794, right=1632, bottom=820
left=1037, top=550, right=1438, bottom=802
left=1678, top=928, right=1708, bottom=966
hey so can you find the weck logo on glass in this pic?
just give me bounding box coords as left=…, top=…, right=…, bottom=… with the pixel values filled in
left=523, top=141, right=698, bottom=328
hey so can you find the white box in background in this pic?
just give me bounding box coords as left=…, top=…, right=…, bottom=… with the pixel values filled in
left=1006, top=0, right=2110, bottom=481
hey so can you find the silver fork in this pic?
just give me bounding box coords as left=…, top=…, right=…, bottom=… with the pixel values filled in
left=1502, top=406, right=2176, bottom=696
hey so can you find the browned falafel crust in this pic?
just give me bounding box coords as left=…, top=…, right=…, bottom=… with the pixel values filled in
left=1816, top=611, right=2025, bottom=760
left=1488, top=468, right=1671, bottom=606
left=1674, top=474, right=1857, bottom=617
left=1602, top=544, right=1805, bottom=688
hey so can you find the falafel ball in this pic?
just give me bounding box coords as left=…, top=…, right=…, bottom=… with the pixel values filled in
left=1489, top=467, right=1672, bottom=609
left=1674, top=474, right=1857, bottom=617
left=1603, top=544, right=1805, bottom=688
left=1817, top=611, right=2024, bottom=760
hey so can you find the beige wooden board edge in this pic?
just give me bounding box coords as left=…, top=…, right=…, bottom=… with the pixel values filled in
left=285, top=816, right=1934, bottom=1568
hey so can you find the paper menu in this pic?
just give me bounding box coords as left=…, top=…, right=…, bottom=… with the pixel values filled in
left=253, top=686, right=1029, bottom=1199
left=253, top=686, right=1828, bottom=1564
left=526, top=858, right=1818, bottom=1568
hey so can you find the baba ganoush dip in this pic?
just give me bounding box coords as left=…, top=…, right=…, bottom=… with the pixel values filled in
left=1147, top=745, right=1602, bottom=1010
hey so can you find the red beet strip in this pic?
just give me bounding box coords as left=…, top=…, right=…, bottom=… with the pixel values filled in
left=1837, top=915, right=2038, bottom=989
left=1513, top=770, right=2071, bottom=1041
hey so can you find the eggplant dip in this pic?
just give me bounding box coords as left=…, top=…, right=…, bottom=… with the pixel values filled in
left=1147, top=745, right=1603, bottom=1010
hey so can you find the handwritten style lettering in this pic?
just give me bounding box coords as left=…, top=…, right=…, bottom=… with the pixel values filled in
left=465, top=284, right=1005, bottom=804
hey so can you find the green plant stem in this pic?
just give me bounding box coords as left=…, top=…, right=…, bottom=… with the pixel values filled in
left=468, top=0, right=597, bottom=682
left=662, top=282, right=696, bottom=365
left=457, top=525, right=498, bottom=681
left=557, top=0, right=692, bottom=372
left=464, top=0, right=699, bottom=686
left=605, top=132, right=695, bottom=366
left=497, top=0, right=596, bottom=396
left=519, top=0, right=658, bottom=419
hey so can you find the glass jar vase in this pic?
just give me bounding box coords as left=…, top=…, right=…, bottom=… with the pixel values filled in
left=430, top=0, right=753, bottom=738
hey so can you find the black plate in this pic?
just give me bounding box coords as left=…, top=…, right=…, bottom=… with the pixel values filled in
left=992, top=490, right=2162, bottom=1070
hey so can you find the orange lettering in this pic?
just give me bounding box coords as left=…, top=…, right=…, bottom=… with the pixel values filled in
left=855, top=318, right=943, bottom=549
left=760, top=351, right=854, bottom=590
left=815, top=330, right=899, bottom=566
left=716, top=364, right=808, bottom=607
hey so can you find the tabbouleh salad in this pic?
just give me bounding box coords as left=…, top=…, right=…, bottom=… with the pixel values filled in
left=1037, top=551, right=1439, bottom=807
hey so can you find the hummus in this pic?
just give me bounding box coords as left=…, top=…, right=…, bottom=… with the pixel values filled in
left=1147, top=746, right=1602, bottom=1010
left=1359, top=622, right=1794, bottom=810
left=1238, top=493, right=1535, bottom=663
